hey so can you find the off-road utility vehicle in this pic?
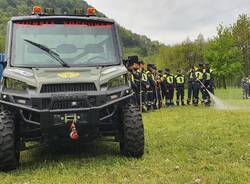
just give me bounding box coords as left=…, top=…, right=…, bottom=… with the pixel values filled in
left=0, top=6, right=144, bottom=171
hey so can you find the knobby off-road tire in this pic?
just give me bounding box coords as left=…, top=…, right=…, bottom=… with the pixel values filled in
left=0, top=111, right=20, bottom=171
left=120, top=104, right=144, bottom=158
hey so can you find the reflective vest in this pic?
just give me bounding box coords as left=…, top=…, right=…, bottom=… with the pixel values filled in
left=205, top=72, right=211, bottom=81
left=161, top=75, right=166, bottom=81
left=134, top=69, right=141, bottom=82
left=175, top=75, right=185, bottom=84
left=188, top=71, right=195, bottom=79
left=166, top=75, right=174, bottom=84
left=195, top=71, right=203, bottom=80
left=146, top=71, right=155, bottom=81
left=129, top=72, right=135, bottom=82
left=141, top=72, right=148, bottom=82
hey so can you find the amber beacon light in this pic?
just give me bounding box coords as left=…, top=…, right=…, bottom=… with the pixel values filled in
left=32, top=6, right=43, bottom=14
left=87, top=7, right=96, bottom=15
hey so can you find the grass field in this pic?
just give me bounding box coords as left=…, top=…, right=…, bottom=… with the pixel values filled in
left=0, top=89, right=250, bottom=184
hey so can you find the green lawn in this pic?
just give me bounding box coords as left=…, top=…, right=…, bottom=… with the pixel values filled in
left=1, top=89, right=250, bottom=184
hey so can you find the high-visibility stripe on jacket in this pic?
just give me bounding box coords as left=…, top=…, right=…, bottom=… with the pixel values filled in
left=195, top=71, right=203, bottom=80
left=175, top=75, right=185, bottom=84
left=188, top=72, right=195, bottom=79
left=129, top=73, right=135, bottom=82
left=204, top=72, right=211, bottom=81
left=146, top=71, right=155, bottom=81
left=141, top=72, right=148, bottom=82
left=161, top=74, right=166, bottom=81
left=166, top=75, right=174, bottom=84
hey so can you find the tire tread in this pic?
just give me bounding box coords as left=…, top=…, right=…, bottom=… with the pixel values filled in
left=120, top=104, right=144, bottom=158
left=0, top=110, right=19, bottom=171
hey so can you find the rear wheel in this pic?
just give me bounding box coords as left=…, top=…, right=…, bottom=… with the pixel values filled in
left=0, top=111, right=20, bottom=171
left=120, top=104, right=144, bottom=158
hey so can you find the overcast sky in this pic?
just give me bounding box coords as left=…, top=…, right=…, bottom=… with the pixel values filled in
left=88, top=0, right=250, bottom=45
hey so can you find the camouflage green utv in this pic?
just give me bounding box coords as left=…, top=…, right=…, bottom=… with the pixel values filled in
left=0, top=6, right=144, bottom=171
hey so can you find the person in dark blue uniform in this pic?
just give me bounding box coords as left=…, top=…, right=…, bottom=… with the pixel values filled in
left=186, top=66, right=196, bottom=105
left=126, top=56, right=141, bottom=105
left=203, top=63, right=215, bottom=106
left=139, top=61, right=150, bottom=112
left=146, top=64, right=156, bottom=110
left=175, top=69, right=185, bottom=106
left=162, top=68, right=175, bottom=107
left=193, top=64, right=204, bottom=106
left=158, top=70, right=165, bottom=107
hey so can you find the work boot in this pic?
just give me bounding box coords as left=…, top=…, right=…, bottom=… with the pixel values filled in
left=181, top=101, right=185, bottom=106
left=170, top=100, right=175, bottom=106
left=193, top=99, right=198, bottom=106
left=142, top=104, right=148, bottom=112
left=176, top=101, right=179, bottom=106
left=147, top=103, right=154, bottom=112
left=158, top=102, right=162, bottom=109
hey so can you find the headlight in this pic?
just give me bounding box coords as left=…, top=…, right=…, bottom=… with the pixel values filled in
left=4, top=78, right=27, bottom=91
left=107, top=75, right=128, bottom=89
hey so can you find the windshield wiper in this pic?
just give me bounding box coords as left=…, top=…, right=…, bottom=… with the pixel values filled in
left=24, top=39, right=69, bottom=67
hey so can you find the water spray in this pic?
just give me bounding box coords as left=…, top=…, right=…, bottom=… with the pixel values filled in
left=196, top=79, right=244, bottom=110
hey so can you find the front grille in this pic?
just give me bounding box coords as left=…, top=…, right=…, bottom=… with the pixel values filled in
left=40, top=83, right=97, bottom=93
left=40, top=97, right=96, bottom=110
left=41, top=98, right=51, bottom=109
left=53, top=101, right=88, bottom=109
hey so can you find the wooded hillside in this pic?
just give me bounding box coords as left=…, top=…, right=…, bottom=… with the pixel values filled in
left=0, top=0, right=160, bottom=57
left=0, top=0, right=249, bottom=87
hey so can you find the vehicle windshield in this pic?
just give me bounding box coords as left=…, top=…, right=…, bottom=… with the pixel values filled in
left=11, top=19, right=119, bottom=67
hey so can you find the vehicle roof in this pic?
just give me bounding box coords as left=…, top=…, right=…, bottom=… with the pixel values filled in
left=11, top=15, right=115, bottom=23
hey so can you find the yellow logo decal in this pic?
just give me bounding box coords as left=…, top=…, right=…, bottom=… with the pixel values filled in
left=57, top=72, right=80, bottom=78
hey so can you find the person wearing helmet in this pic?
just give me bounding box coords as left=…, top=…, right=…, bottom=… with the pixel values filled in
left=127, top=56, right=141, bottom=105
left=162, top=68, right=175, bottom=107
left=156, top=70, right=164, bottom=108
left=159, top=70, right=166, bottom=106
left=139, top=61, right=150, bottom=112
left=146, top=64, right=156, bottom=110
left=152, top=64, right=161, bottom=109
left=241, top=77, right=249, bottom=99
left=193, top=63, right=204, bottom=106
left=152, top=65, right=161, bottom=109
left=186, top=66, right=196, bottom=105
left=203, top=63, right=215, bottom=106
left=175, top=69, right=185, bottom=106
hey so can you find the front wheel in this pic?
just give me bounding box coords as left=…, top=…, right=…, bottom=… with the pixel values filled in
left=0, top=110, right=20, bottom=171
left=120, top=104, right=144, bottom=158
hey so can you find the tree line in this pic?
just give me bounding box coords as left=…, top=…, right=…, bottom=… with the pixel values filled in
left=152, top=14, right=250, bottom=88
left=0, top=0, right=159, bottom=57
left=0, top=1, right=249, bottom=88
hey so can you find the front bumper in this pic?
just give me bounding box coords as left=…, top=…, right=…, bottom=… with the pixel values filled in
left=0, top=88, right=133, bottom=129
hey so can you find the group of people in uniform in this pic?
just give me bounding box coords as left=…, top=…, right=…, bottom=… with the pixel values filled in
left=241, top=76, right=250, bottom=99
left=125, top=56, right=215, bottom=112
